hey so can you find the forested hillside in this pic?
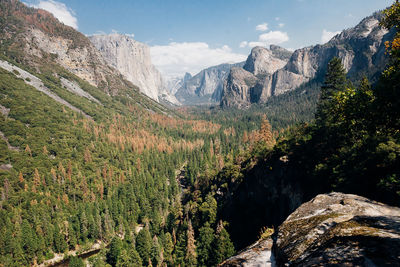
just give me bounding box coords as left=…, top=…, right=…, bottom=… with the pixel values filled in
left=0, top=1, right=246, bottom=266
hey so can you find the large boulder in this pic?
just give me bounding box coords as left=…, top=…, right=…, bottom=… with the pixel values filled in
left=274, top=192, right=400, bottom=266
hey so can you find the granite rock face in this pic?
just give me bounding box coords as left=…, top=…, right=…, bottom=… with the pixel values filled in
left=220, top=238, right=275, bottom=267
left=175, top=62, right=244, bottom=105
left=221, top=12, right=393, bottom=108
left=222, top=192, right=400, bottom=266
left=243, top=46, right=291, bottom=76
left=221, top=45, right=292, bottom=108
left=23, top=28, right=126, bottom=95
left=219, top=67, right=260, bottom=109
left=89, top=34, right=166, bottom=101
left=275, top=192, right=400, bottom=266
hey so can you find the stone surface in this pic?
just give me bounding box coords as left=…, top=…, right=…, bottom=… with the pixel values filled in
left=221, top=45, right=292, bottom=108
left=274, top=192, right=400, bottom=266
left=219, top=67, right=259, bottom=109
left=60, top=77, right=101, bottom=104
left=89, top=34, right=166, bottom=102
left=223, top=192, right=400, bottom=266
left=220, top=238, right=275, bottom=267
left=243, top=46, right=290, bottom=76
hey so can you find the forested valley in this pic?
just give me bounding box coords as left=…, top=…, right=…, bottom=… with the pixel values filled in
left=0, top=1, right=399, bottom=267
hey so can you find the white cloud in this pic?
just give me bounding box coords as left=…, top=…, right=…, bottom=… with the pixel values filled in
left=255, top=23, right=268, bottom=32
left=150, top=42, right=247, bottom=78
left=321, top=29, right=341, bottom=43
left=278, top=23, right=285, bottom=28
left=259, top=31, right=289, bottom=45
left=245, top=30, right=289, bottom=48
left=31, top=0, right=78, bottom=29
left=239, top=41, right=248, bottom=48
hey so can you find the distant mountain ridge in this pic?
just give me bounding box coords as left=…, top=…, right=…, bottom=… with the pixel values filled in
left=175, top=62, right=245, bottom=105
left=221, top=11, right=394, bottom=109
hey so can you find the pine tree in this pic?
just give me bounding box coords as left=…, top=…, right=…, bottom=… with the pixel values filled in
left=106, top=237, right=123, bottom=267
left=21, top=219, right=38, bottom=262
left=162, top=232, right=174, bottom=265
left=196, top=223, right=214, bottom=267
left=211, top=222, right=235, bottom=266
left=316, top=57, right=348, bottom=125
left=136, top=229, right=152, bottom=265
left=151, top=235, right=161, bottom=267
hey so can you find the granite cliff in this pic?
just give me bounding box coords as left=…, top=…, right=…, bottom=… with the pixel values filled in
left=89, top=34, right=177, bottom=103
left=221, top=45, right=292, bottom=108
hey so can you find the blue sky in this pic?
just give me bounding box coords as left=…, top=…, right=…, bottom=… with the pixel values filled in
left=25, top=0, right=393, bottom=78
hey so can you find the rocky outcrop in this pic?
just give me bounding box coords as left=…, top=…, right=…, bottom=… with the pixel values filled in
left=221, top=11, right=394, bottom=108
left=175, top=62, right=244, bottom=105
left=220, top=238, right=275, bottom=267
left=222, top=192, right=400, bottom=266
left=274, top=192, right=400, bottom=266
left=243, top=46, right=290, bottom=76
left=89, top=34, right=165, bottom=101
left=24, top=28, right=115, bottom=90
left=219, top=67, right=260, bottom=109
left=221, top=45, right=292, bottom=108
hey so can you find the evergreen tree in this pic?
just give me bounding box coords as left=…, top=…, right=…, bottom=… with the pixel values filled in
left=196, top=223, right=214, bottom=267
left=130, top=248, right=143, bottom=266
left=136, top=229, right=152, bottom=265
left=21, top=219, right=38, bottom=260
left=316, top=57, right=348, bottom=125
left=162, top=232, right=174, bottom=265
left=106, top=237, right=123, bottom=267
left=150, top=235, right=161, bottom=267
left=211, top=222, right=235, bottom=266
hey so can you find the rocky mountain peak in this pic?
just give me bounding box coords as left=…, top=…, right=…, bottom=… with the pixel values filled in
left=183, top=72, right=192, bottom=82
left=89, top=33, right=165, bottom=101
left=243, top=46, right=291, bottom=76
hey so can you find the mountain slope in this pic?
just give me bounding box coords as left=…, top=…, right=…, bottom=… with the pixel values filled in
left=0, top=0, right=146, bottom=96
left=221, top=11, right=394, bottom=108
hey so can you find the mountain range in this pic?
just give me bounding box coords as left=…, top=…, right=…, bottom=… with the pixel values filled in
left=221, top=11, right=393, bottom=108
left=174, top=62, right=244, bottom=105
